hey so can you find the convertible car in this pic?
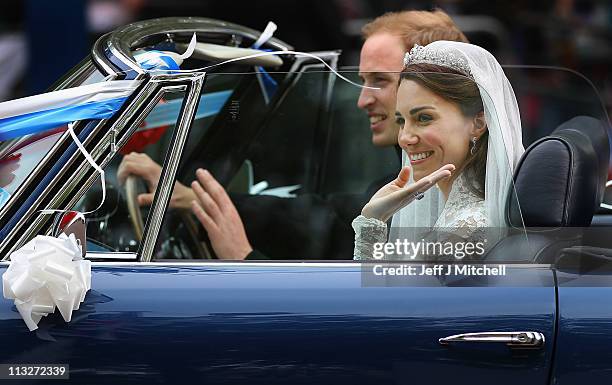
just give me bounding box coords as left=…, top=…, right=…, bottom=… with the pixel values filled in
left=0, top=17, right=611, bottom=384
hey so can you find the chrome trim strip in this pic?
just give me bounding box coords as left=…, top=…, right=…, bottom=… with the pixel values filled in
left=91, top=262, right=379, bottom=267
left=0, top=261, right=554, bottom=268
left=87, top=252, right=138, bottom=261
left=139, top=73, right=206, bottom=262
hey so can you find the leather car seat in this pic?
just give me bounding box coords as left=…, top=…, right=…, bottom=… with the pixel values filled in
left=485, top=116, right=609, bottom=263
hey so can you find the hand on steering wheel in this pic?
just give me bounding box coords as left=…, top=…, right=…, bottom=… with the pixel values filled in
left=118, top=152, right=196, bottom=209
left=361, top=164, right=455, bottom=222
left=117, top=153, right=211, bottom=258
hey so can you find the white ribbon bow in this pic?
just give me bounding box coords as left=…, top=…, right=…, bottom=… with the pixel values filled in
left=2, top=234, right=91, bottom=331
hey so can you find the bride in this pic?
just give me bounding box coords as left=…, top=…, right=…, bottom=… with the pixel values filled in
left=353, top=41, right=524, bottom=260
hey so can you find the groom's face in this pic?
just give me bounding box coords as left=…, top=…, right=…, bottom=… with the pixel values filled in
left=357, top=33, right=405, bottom=147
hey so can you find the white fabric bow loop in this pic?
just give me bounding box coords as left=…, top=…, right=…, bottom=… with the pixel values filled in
left=2, top=234, right=91, bottom=331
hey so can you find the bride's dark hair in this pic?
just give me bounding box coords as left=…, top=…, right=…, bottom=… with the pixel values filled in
left=400, top=63, right=487, bottom=198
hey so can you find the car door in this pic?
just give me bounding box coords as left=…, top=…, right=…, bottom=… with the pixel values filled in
left=0, top=262, right=555, bottom=385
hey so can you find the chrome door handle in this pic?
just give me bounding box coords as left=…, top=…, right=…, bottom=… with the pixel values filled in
left=439, top=331, right=545, bottom=348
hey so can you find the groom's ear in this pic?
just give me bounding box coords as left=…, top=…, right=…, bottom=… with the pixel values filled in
left=471, top=111, right=487, bottom=138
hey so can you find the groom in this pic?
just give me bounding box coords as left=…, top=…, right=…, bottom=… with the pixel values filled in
left=357, top=10, right=468, bottom=148
left=119, top=9, right=468, bottom=259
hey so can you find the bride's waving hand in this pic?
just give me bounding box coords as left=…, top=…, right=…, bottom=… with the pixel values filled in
left=361, top=164, right=454, bottom=222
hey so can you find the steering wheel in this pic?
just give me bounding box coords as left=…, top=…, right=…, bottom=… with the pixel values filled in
left=124, top=175, right=213, bottom=258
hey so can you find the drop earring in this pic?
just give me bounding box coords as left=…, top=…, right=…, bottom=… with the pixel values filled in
left=470, top=137, right=478, bottom=155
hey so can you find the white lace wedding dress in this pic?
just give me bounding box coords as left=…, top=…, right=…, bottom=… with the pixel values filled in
left=352, top=174, right=487, bottom=260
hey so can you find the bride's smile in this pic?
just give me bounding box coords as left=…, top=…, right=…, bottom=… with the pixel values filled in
left=408, top=150, right=434, bottom=164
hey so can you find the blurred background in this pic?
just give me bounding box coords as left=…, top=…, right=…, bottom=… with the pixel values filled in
left=0, top=0, right=610, bottom=117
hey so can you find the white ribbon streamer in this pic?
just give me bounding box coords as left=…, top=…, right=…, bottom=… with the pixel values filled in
left=40, top=123, right=106, bottom=216
left=148, top=50, right=379, bottom=91
left=0, top=80, right=140, bottom=120
left=252, top=21, right=278, bottom=105
left=179, top=33, right=198, bottom=61
left=2, top=233, right=91, bottom=331
left=252, top=22, right=277, bottom=50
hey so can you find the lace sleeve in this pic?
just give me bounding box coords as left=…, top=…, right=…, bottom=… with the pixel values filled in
left=352, top=215, right=388, bottom=260
left=435, top=177, right=488, bottom=242
left=452, top=209, right=488, bottom=232
left=436, top=206, right=489, bottom=256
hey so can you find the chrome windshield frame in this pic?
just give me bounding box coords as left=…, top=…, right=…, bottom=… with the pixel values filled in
left=0, top=71, right=207, bottom=260
left=138, top=72, right=205, bottom=262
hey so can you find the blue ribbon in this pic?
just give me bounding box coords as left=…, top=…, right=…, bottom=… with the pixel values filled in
left=134, top=50, right=181, bottom=71
left=0, top=96, right=128, bottom=141
left=0, top=46, right=227, bottom=143
left=0, top=51, right=178, bottom=142
left=257, top=65, right=278, bottom=102
left=0, top=89, right=231, bottom=142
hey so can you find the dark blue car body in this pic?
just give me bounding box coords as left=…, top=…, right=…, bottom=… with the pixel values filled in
left=1, top=262, right=610, bottom=384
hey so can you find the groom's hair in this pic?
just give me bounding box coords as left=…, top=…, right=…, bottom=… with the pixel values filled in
left=362, top=9, right=468, bottom=50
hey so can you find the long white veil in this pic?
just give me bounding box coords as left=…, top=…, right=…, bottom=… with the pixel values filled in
left=389, top=41, right=524, bottom=241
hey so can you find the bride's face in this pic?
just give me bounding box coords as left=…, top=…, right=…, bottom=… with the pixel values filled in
left=396, top=79, right=481, bottom=184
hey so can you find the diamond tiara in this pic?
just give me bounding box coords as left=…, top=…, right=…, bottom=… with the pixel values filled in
left=403, top=44, right=473, bottom=79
